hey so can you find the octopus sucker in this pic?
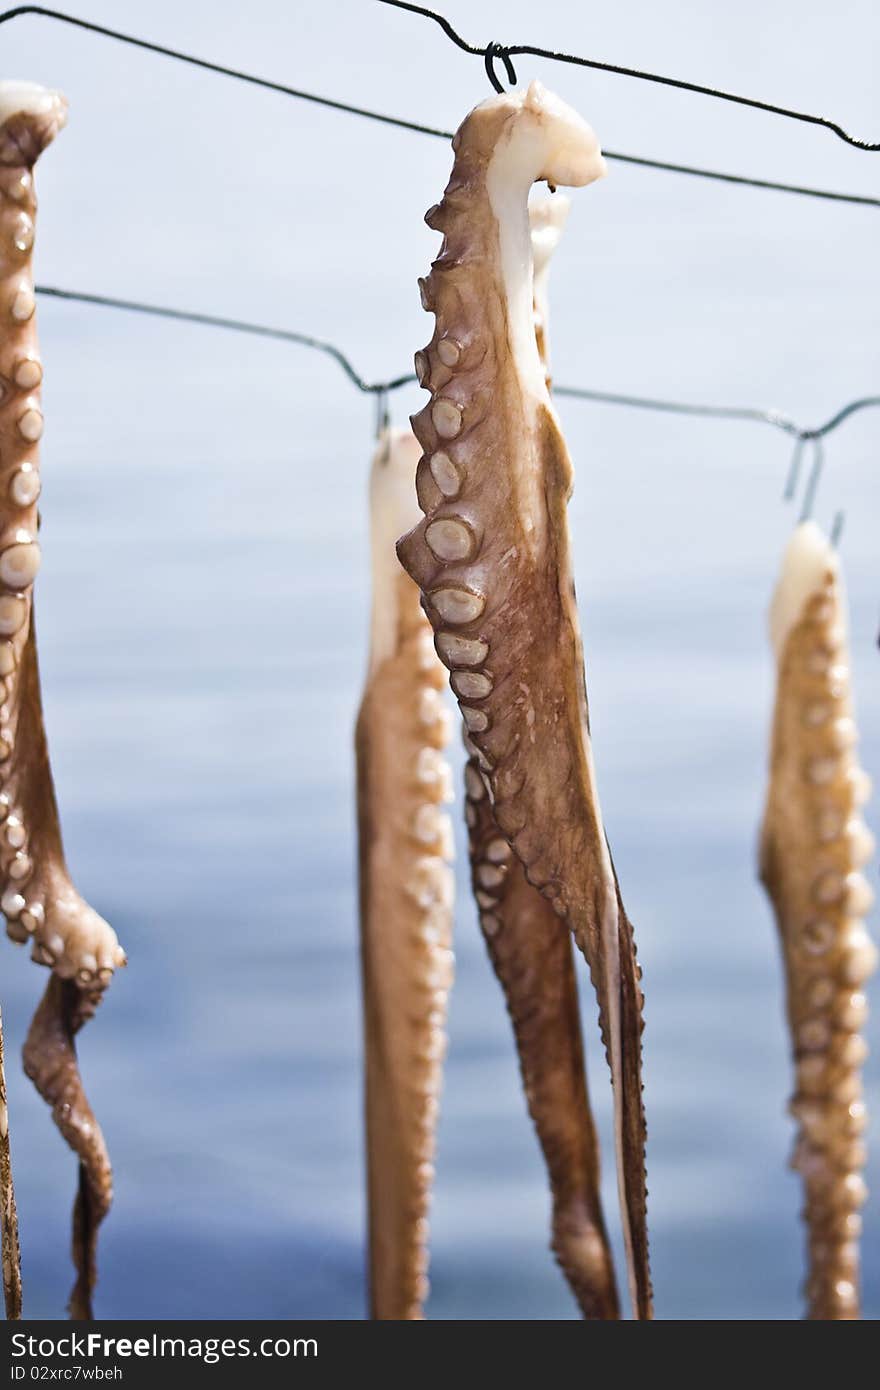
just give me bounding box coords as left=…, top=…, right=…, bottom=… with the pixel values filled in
left=23, top=975, right=111, bottom=1320
left=0, top=1002, right=22, bottom=1318
left=356, top=428, right=454, bottom=1319
left=760, top=521, right=876, bottom=1320
left=0, top=82, right=122, bottom=1318
left=397, top=81, right=652, bottom=1317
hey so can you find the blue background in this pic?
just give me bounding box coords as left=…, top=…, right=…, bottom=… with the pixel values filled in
left=0, top=0, right=878, bottom=1319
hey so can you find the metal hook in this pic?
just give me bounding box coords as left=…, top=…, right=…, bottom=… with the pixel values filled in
left=798, top=437, right=825, bottom=523
left=782, top=434, right=806, bottom=501
left=484, top=42, right=518, bottom=93
left=830, top=510, right=845, bottom=548
left=374, top=386, right=390, bottom=440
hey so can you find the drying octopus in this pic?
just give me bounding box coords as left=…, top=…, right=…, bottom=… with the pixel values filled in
left=0, top=80, right=125, bottom=1318
left=760, top=520, right=877, bottom=1320
left=397, top=81, right=652, bottom=1318
left=356, top=428, right=454, bottom=1319
left=461, top=193, right=617, bottom=1318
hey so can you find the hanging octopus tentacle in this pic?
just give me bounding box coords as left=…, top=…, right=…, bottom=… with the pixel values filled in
left=0, top=1002, right=22, bottom=1319
left=0, top=82, right=124, bottom=983
left=23, top=975, right=111, bottom=1320
left=760, top=521, right=876, bottom=1320
left=0, top=82, right=123, bottom=1319
left=397, top=81, right=652, bottom=1318
left=356, top=429, right=455, bottom=1319
left=461, top=195, right=618, bottom=1319
left=465, top=757, right=619, bottom=1317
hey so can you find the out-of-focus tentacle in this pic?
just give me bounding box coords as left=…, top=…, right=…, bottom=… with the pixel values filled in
left=760, top=521, right=876, bottom=1320
left=357, top=428, right=454, bottom=1319
left=529, top=193, right=569, bottom=388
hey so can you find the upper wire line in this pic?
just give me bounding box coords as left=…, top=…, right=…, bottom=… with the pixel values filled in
left=0, top=7, right=877, bottom=206
left=379, top=0, right=880, bottom=151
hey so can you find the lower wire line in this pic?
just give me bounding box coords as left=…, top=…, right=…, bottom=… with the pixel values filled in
left=35, top=285, right=413, bottom=395
left=553, top=384, right=800, bottom=438
left=35, top=283, right=880, bottom=448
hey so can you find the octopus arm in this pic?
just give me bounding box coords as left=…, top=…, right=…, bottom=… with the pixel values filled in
left=0, top=81, right=124, bottom=986
left=356, top=431, right=454, bottom=1319
left=401, top=403, right=651, bottom=1316
left=0, top=83, right=121, bottom=1320
left=458, top=194, right=618, bottom=1318
left=23, top=975, right=111, bottom=1319
left=397, top=82, right=651, bottom=1316
left=760, top=521, right=876, bottom=1319
left=466, top=763, right=619, bottom=1317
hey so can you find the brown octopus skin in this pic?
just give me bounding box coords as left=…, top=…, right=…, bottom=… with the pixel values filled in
left=465, top=761, right=619, bottom=1318
left=759, top=522, right=876, bottom=1321
left=356, top=430, right=454, bottom=1320
left=0, top=84, right=125, bottom=986
left=0, top=1001, right=22, bottom=1318
left=461, top=195, right=618, bottom=1319
left=23, top=975, right=111, bottom=1320
left=0, top=83, right=121, bottom=1320
left=397, top=82, right=652, bottom=1318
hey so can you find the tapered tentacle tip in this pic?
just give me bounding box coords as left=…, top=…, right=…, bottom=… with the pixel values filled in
left=0, top=82, right=67, bottom=166
left=551, top=1206, right=620, bottom=1320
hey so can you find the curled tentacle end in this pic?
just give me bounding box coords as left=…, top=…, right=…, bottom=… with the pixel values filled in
left=4, top=886, right=125, bottom=987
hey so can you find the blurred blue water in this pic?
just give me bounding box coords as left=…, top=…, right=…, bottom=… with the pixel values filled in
left=0, top=0, right=878, bottom=1320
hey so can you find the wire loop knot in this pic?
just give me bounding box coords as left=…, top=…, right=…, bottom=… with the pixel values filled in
left=484, top=42, right=517, bottom=93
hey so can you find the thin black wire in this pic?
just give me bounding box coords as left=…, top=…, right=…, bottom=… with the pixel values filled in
left=0, top=6, right=452, bottom=138
left=801, top=393, right=880, bottom=439
left=553, top=384, right=801, bottom=439
left=35, top=284, right=880, bottom=450
left=782, top=436, right=806, bottom=499
left=34, top=286, right=413, bottom=394
left=379, top=0, right=880, bottom=151
left=799, top=438, right=826, bottom=522
left=602, top=153, right=880, bottom=207
left=0, top=6, right=876, bottom=207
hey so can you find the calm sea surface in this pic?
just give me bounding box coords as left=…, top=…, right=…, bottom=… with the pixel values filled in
left=1, top=0, right=878, bottom=1320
